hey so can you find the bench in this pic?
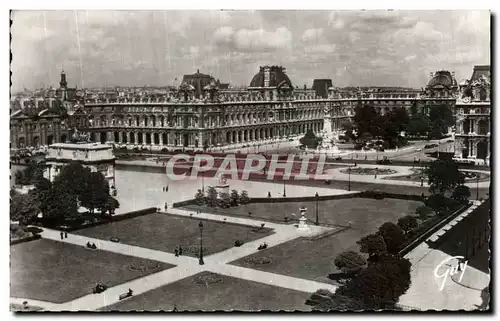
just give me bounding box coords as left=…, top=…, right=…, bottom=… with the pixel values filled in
left=119, top=292, right=133, bottom=300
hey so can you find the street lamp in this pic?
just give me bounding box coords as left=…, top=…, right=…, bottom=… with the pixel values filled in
left=201, top=172, right=205, bottom=193
left=315, top=192, right=319, bottom=225
left=476, top=175, right=480, bottom=200
left=348, top=167, right=351, bottom=191
left=198, top=221, right=204, bottom=265
left=283, top=178, right=287, bottom=197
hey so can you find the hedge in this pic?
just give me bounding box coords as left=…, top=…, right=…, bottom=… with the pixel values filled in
left=10, top=234, right=41, bottom=245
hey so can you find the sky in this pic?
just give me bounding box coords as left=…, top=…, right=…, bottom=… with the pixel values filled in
left=10, top=10, right=490, bottom=92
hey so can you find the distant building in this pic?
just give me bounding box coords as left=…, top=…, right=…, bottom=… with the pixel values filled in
left=454, top=65, right=490, bottom=165
left=10, top=71, right=83, bottom=150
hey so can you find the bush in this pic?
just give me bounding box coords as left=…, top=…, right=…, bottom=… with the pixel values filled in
left=357, top=234, right=387, bottom=258
left=415, top=205, right=434, bottom=220
left=240, top=190, right=250, bottom=204
left=334, top=251, right=367, bottom=274
left=397, top=215, right=419, bottom=234
left=452, top=185, right=471, bottom=202
left=230, top=190, right=240, bottom=207
left=218, top=193, right=231, bottom=208
left=377, top=222, right=405, bottom=254
left=234, top=240, right=244, bottom=247
left=194, top=189, right=205, bottom=205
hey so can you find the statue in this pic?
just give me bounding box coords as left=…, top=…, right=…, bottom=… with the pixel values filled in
left=70, top=128, right=91, bottom=143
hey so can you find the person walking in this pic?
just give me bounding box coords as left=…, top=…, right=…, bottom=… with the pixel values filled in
left=174, top=247, right=179, bottom=257
left=60, top=232, right=64, bottom=240
left=64, top=232, right=68, bottom=239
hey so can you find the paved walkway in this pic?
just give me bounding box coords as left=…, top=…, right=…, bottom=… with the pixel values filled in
left=398, top=200, right=490, bottom=310
left=27, top=210, right=337, bottom=311
left=10, top=297, right=61, bottom=311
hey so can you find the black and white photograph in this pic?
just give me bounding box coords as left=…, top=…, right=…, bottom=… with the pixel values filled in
left=8, top=8, right=491, bottom=312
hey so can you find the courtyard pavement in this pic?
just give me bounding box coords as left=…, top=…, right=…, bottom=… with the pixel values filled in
left=114, top=170, right=357, bottom=214
left=22, top=210, right=337, bottom=311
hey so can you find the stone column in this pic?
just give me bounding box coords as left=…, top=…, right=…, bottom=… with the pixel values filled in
left=142, top=132, right=146, bottom=145
left=159, top=133, right=163, bottom=145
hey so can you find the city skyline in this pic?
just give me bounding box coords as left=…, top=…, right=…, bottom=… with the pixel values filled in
left=11, top=10, right=490, bottom=92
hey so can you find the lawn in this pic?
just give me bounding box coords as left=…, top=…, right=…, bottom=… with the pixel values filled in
left=10, top=239, right=174, bottom=303
left=99, top=271, right=312, bottom=311
left=228, top=198, right=423, bottom=283
left=184, top=198, right=423, bottom=230
left=73, top=213, right=274, bottom=257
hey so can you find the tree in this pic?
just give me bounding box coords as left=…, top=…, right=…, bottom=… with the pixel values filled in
left=342, top=121, right=356, bottom=141
left=428, top=104, right=454, bottom=139
left=452, top=185, right=471, bottom=202
left=230, top=189, right=240, bottom=207
left=240, top=190, right=250, bottom=204
left=357, top=234, right=387, bottom=258
left=194, top=189, right=205, bottom=205
left=353, top=104, right=379, bottom=139
left=79, top=172, right=109, bottom=214
left=426, top=159, right=465, bottom=196
left=14, top=163, right=45, bottom=186
left=53, top=161, right=91, bottom=197
left=334, top=251, right=367, bottom=274
left=377, top=222, right=405, bottom=254
left=43, top=188, right=78, bottom=224
left=218, top=192, right=231, bottom=208
left=33, top=177, right=52, bottom=215
left=354, top=254, right=412, bottom=309
left=397, top=215, right=419, bottom=234
left=104, top=196, right=120, bottom=215
left=299, top=129, right=321, bottom=149
left=10, top=192, right=39, bottom=225
left=415, top=205, right=434, bottom=220
left=205, top=187, right=218, bottom=207
left=407, top=114, right=430, bottom=137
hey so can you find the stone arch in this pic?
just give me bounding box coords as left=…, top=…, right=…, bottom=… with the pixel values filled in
left=135, top=115, right=140, bottom=126
left=162, top=133, right=168, bottom=145
left=99, top=132, right=106, bottom=144
left=122, top=132, right=128, bottom=144
left=18, top=137, right=26, bottom=148
left=129, top=132, right=135, bottom=144
left=146, top=132, right=152, bottom=144
left=61, top=134, right=67, bottom=143
left=477, top=119, right=488, bottom=135
left=477, top=140, right=488, bottom=160
left=153, top=132, right=160, bottom=145
left=114, top=132, right=120, bottom=143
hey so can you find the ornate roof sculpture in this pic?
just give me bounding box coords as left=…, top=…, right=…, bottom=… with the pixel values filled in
left=249, top=65, right=293, bottom=89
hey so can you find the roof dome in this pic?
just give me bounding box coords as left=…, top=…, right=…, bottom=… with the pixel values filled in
left=427, top=71, right=457, bottom=89
left=249, top=66, right=293, bottom=89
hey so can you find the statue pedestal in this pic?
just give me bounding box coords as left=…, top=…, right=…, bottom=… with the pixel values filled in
left=297, top=214, right=310, bottom=231
left=216, top=184, right=229, bottom=197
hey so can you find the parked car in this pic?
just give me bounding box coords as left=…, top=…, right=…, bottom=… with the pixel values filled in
left=376, top=157, right=392, bottom=165
left=424, top=144, right=438, bottom=149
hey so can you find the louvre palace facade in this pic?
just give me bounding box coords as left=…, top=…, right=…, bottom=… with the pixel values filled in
left=10, top=65, right=490, bottom=163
